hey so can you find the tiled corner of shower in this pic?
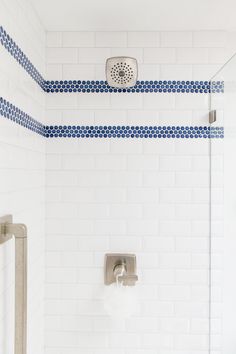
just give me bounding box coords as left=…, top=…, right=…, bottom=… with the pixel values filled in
left=44, top=31, right=228, bottom=354
left=0, top=1, right=46, bottom=353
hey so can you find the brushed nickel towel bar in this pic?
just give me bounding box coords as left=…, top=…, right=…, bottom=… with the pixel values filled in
left=0, top=215, right=27, bottom=354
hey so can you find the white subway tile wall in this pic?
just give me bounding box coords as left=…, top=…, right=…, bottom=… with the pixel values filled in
left=44, top=30, right=230, bottom=354
left=0, top=10, right=230, bottom=352
left=45, top=30, right=233, bottom=83
left=0, top=0, right=45, bottom=353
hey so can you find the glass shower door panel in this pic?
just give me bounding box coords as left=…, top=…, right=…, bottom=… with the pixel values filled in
left=210, top=54, right=236, bottom=354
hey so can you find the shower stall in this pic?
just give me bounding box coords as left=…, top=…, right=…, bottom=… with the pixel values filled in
left=1, top=1, right=236, bottom=352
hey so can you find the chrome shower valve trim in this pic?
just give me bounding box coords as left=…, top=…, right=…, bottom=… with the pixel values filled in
left=104, top=253, right=138, bottom=286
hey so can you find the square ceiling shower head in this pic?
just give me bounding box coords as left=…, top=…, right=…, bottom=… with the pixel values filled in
left=106, top=56, right=138, bottom=88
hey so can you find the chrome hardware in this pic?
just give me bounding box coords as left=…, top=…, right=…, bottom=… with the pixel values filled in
left=117, top=273, right=138, bottom=286
left=104, top=253, right=138, bottom=286
left=209, top=109, right=216, bottom=124
left=0, top=215, right=27, bottom=354
left=106, top=57, right=138, bottom=88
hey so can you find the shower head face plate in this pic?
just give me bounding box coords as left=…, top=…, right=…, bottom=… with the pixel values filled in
left=106, top=57, right=138, bottom=88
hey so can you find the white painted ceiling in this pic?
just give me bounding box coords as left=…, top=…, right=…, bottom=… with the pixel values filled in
left=31, top=0, right=236, bottom=31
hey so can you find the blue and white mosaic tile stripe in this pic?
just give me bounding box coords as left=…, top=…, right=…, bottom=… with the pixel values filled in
left=0, top=26, right=45, bottom=89
left=45, top=125, right=224, bottom=139
left=0, top=97, right=45, bottom=136
left=0, top=26, right=224, bottom=94
left=44, top=80, right=224, bottom=93
left=0, top=96, right=224, bottom=138
left=211, top=80, right=224, bottom=93
left=0, top=28, right=225, bottom=138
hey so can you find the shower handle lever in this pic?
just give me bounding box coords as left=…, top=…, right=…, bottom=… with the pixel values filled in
left=0, top=215, right=27, bottom=354
left=113, top=263, right=138, bottom=286
left=118, top=274, right=138, bottom=286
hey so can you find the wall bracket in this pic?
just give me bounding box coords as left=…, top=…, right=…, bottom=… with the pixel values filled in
left=209, top=109, right=217, bottom=124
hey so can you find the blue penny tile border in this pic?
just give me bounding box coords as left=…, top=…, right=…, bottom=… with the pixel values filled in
left=0, top=27, right=226, bottom=138
left=44, top=80, right=224, bottom=94
left=0, top=26, right=45, bottom=90
left=45, top=80, right=211, bottom=93
left=0, top=97, right=224, bottom=139
left=0, top=26, right=224, bottom=94
left=210, top=80, right=224, bottom=93
left=0, top=97, right=45, bottom=136
left=45, top=125, right=224, bottom=139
